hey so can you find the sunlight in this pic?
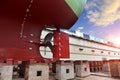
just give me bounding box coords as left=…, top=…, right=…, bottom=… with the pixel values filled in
left=112, top=38, right=120, bottom=46
left=106, top=35, right=120, bottom=46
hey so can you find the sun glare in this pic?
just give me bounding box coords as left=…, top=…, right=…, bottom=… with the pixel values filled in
left=112, top=38, right=120, bottom=46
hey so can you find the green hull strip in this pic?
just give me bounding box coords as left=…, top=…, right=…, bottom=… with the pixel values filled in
left=65, top=0, right=87, bottom=17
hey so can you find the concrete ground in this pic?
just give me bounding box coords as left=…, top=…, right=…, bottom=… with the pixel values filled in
left=76, top=75, right=120, bottom=80
left=13, top=75, right=120, bottom=80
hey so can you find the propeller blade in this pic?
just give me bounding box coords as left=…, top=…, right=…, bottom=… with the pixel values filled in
left=44, top=33, right=53, bottom=43
left=46, top=41, right=53, bottom=53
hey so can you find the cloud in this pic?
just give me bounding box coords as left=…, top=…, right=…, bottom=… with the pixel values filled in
left=85, top=0, right=120, bottom=26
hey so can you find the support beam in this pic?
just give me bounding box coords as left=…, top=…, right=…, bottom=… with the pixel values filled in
left=74, top=61, right=90, bottom=77
left=25, top=63, right=49, bottom=80
left=55, top=61, right=74, bottom=80
left=0, top=64, right=13, bottom=80
left=0, top=59, right=13, bottom=80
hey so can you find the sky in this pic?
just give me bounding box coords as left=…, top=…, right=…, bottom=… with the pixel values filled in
left=69, top=0, right=120, bottom=45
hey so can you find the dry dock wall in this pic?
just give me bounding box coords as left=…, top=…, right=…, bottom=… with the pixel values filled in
left=109, top=60, right=120, bottom=78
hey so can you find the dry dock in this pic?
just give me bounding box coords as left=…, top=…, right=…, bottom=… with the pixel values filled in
left=12, top=75, right=120, bottom=80
left=77, top=75, right=120, bottom=80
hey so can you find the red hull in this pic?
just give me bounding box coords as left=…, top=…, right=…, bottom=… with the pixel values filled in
left=0, top=0, right=78, bottom=62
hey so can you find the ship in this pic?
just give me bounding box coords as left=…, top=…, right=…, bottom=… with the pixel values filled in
left=0, top=0, right=87, bottom=62
left=1, top=0, right=119, bottom=80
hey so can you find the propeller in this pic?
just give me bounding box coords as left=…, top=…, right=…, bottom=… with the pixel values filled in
left=44, top=33, right=53, bottom=43
left=44, top=33, right=53, bottom=55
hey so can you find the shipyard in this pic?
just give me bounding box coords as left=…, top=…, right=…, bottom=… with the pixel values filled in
left=0, top=0, right=120, bottom=80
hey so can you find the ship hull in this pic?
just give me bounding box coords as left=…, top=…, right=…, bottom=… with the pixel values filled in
left=0, top=0, right=86, bottom=61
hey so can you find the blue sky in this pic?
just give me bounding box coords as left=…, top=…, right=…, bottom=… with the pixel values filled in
left=69, top=0, right=120, bottom=44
